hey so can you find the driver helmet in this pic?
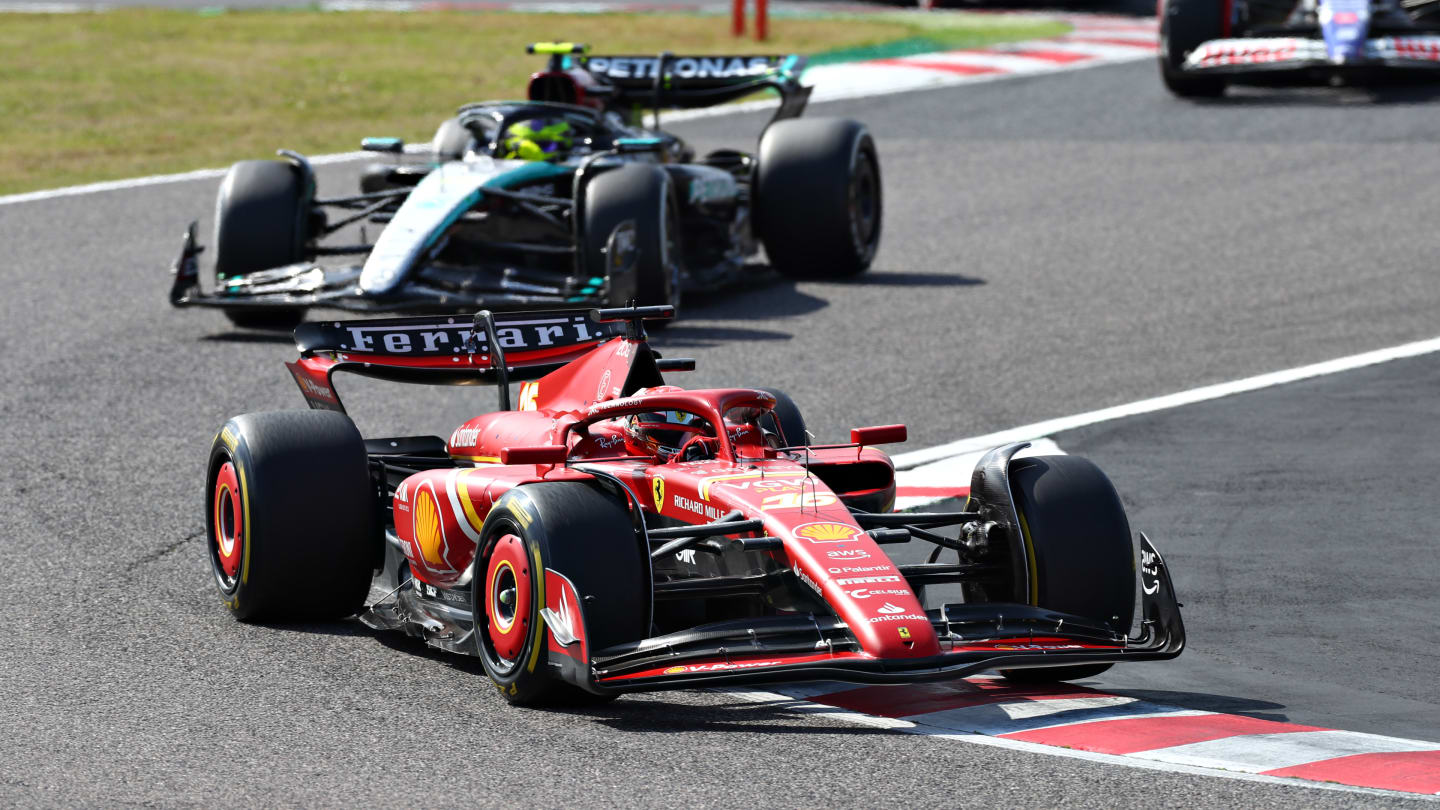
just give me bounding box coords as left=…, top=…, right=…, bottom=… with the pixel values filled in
left=624, top=386, right=702, bottom=459
left=501, top=117, right=574, bottom=162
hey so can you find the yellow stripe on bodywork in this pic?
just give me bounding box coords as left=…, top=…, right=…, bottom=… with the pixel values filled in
left=239, top=464, right=252, bottom=585
left=454, top=469, right=488, bottom=535
left=526, top=537, right=546, bottom=674
left=1017, top=507, right=1038, bottom=605
left=451, top=454, right=501, bottom=464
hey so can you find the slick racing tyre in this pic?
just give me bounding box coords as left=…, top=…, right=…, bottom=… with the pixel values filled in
left=473, top=482, right=648, bottom=706
left=755, top=118, right=882, bottom=279
left=584, top=165, right=683, bottom=319
left=206, top=410, right=378, bottom=622
left=213, top=160, right=311, bottom=330
left=1160, top=0, right=1228, bottom=98
left=998, top=455, right=1136, bottom=684
left=755, top=387, right=808, bottom=448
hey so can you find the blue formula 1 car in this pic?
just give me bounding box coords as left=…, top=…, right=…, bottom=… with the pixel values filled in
left=1160, top=0, right=1440, bottom=96
left=168, top=43, right=883, bottom=330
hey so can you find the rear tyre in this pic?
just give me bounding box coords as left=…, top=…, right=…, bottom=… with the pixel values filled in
left=473, top=482, right=647, bottom=706
left=213, top=160, right=310, bottom=330
left=1160, top=0, right=1229, bottom=98
left=584, top=165, right=682, bottom=318
left=205, top=410, right=377, bottom=622
left=755, top=387, right=808, bottom=448
left=997, top=455, right=1136, bottom=684
left=755, top=118, right=882, bottom=279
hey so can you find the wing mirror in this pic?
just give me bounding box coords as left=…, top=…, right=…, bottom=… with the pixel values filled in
left=501, top=445, right=568, bottom=465
left=851, top=425, right=907, bottom=447
left=361, top=137, right=405, bottom=153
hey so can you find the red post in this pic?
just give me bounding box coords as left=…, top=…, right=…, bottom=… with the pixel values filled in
left=732, top=0, right=745, bottom=37
left=755, top=0, right=767, bottom=41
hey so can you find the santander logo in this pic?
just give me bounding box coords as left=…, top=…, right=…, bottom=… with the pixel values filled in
left=876, top=602, right=906, bottom=615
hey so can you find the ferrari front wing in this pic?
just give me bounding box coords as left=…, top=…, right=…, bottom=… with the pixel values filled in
left=577, top=533, right=1185, bottom=694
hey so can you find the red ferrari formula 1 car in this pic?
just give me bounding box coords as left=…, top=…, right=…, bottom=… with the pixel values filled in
left=205, top=306, right=1184, bottom=704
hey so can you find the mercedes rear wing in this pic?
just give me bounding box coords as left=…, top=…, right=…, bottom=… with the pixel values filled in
left=528, top=43, right=812, bottom=124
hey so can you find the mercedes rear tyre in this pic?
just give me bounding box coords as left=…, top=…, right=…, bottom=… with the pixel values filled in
left=473, top=482, right=648, bottom=706
left=755, top=118, right=882, bottom=279
left=205, top=410, right=378, bottom=622
left=754, top=387, right=808, bottom=448
left=998, top=455, right=1136, bottom=684
left=213, top=160, right=310, bottom=330
left=584, top=165, right=683, bottom=319
left=1160, top=0, right=1228, bottom=98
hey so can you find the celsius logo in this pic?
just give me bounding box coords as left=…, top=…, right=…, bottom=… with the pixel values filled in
left=876, top=602, right=906, bottom=615
left=848, top=588, right=911, bottom=600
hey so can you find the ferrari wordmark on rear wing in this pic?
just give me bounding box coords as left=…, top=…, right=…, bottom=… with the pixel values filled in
left=285, top=308, right=629, bottom=412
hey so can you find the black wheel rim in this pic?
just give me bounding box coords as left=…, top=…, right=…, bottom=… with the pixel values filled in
left=848, top=150, right=880, bottom=259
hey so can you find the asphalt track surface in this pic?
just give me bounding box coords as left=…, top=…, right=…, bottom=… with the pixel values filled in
left=4, top=57, right=1440, bottom=807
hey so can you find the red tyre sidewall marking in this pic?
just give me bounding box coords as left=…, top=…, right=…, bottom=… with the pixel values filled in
left=213, top=461, right=243, bottom=580
left=485, top=534, right=531, bottom=662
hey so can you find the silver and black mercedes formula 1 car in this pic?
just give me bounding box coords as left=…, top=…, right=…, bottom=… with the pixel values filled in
left=168, top=43, right=883, bottom=330
left=1161, top=0, right=1440, bottom=96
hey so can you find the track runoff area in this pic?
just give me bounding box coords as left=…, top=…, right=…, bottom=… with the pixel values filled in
left=4, top=11, right=1436, bottom=801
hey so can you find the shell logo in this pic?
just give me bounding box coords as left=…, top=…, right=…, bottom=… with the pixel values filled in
left=795, top=521, right=860, bottom=543
left=663, top=665, right=688, bottom=675
left=415, top=488, right=445, bottom=565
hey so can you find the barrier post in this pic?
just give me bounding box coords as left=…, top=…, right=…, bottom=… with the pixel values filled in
left=732, top=0, right=745, bottom=36
left=756, top=0, right=768, bottom=41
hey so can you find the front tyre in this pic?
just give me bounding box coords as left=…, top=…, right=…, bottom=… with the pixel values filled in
left=205, top=410, right=378, bottom=622
left=1160, top=0, right=1228, bottom=98
left=213, top=160, right=311, bottom=330
left=473, top=482, right=648, bottom=706
left=584, top=165, right=683, bottom=318
left=755, top=118, right=882, bottom=279
left=998, top=455, right=1136, bottom=684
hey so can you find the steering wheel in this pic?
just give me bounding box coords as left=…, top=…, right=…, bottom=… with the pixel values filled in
left=675, top=434, right=718, bottom=462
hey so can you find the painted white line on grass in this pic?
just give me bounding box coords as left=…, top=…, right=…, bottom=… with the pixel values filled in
left=0, top=151, right=369, bottom=208
left=0, top=13, right=1152, bottom=208
left=891, top=334, right=1440, bottom=470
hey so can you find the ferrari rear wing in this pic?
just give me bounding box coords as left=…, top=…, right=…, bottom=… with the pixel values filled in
left=286, top=308, right=627, bottom=412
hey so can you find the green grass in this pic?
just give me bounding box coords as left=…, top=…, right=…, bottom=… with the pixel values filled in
left=0, top=9, right=1067, bottom=194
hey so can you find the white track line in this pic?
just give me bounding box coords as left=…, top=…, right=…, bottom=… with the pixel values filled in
left=891, top=335, right=1440, bottom=470
left=724, top=688, right=1438, bottom=800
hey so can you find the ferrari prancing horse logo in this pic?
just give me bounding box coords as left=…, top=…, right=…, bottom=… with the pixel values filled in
left=652, top=475, right=665, bottom=509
